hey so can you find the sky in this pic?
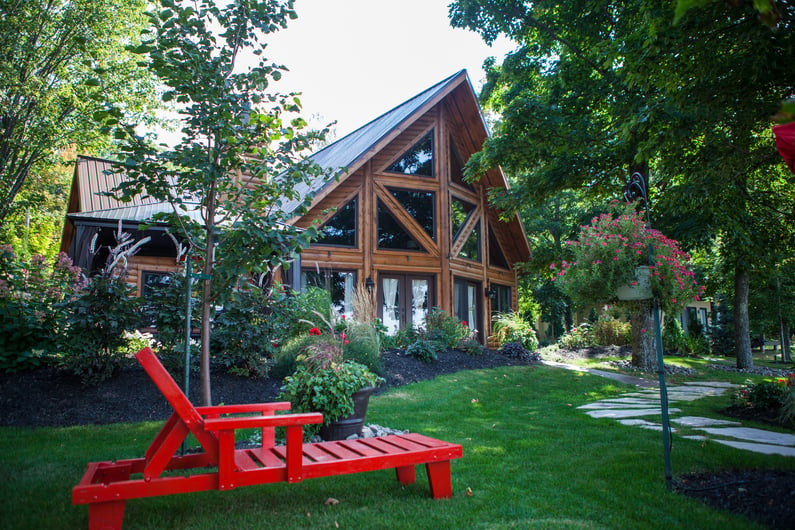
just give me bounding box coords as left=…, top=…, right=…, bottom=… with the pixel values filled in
left=260, top=0, right=516, bottom=140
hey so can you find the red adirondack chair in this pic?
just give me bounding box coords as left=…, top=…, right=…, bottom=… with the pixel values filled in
left=73, top=347, right=463, bottom=529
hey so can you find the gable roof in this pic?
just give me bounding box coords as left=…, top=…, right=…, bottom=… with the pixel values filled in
left=282, top=70, right=477, bottom=216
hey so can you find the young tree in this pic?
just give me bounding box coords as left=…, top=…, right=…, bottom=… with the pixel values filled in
left=111, top=0, right=330, bottom=405
left=0, top=0, right=158, bottom=224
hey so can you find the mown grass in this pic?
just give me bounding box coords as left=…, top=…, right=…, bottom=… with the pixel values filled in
left=3, top=364, right=794, bottom=529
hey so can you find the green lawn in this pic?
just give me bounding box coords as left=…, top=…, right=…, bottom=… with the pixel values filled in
left=3, top=364, right=793, bottom=529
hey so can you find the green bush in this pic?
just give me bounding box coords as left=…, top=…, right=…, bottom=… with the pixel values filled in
left=492, top=312, right=539, bottom=351
left=211, top=286, right=298, bottom=377
left=589, top=316, right=630, bottom=346
left=0, top=247, right=85, bottom=371
left=61, top=273, right=142, bottom=385
left=424, top=307, right=468, bottom=349
left=558, top=323, right=593, bottom=348
left=406, top=339, right=442, bottom=362
left=734, top=379, right=789, bottom=409
left=143, top=271, right=201, bottom=374
left=386, top=326, right=419, bottom=349
left=458, top=337, right=484, bottom=356
left=271, top=334, right=319, bottom=380
left=662, top=316, right=687, bottom=353
left=342, top=321, right=383, bottom=374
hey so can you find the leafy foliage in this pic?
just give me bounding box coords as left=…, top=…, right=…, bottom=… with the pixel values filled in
left=0, top=247, right=85, bottom=371
left=406, top=340, right=443, bottom=363
left=0, top=0, right=158, bottom=223
left=422, top=307, right=470, bottom=349
left=492, top=311, right=539, bottom=351
left=108, top=0, right=333, bottom=403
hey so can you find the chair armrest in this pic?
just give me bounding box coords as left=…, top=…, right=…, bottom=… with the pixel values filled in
left=203, top=412, right=323, bottom=432
left=196, top=402, right=292, bottom=417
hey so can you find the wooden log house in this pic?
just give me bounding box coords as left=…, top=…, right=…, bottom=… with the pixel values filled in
left=60, top=70, right=531, bottom=344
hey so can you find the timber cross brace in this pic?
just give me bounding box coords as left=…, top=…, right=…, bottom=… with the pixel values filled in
left=72, top=347, right=463, bottom=529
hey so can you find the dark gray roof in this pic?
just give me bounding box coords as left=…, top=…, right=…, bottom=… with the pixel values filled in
left=281, top=70, right=470, bottom=215
left=67, top=202, right=203, bottom=225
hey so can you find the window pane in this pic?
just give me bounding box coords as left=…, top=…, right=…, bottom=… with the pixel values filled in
left=387, top=131, right=434, bottom=177
left=316, top=198, right=357, bottom=246
left=300, top=270, right=355, bottom=319
left=488, top=225, right=510, bottom=269
left=458, top=221, right=481, bottom=262
left=382, top=278, right=400, bottom=334
left=451, top=197, right=475, bottom=239
left=377, top=199, right=425, bottom=250
left=450, top=138, right=474, bottom=190
left=411, top=279, right=429, bottom=330
left=388, top=188, right=435, bottom=240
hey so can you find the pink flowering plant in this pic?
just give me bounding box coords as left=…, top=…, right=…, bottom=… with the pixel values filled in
left=552, top=202, right=703, bottom=314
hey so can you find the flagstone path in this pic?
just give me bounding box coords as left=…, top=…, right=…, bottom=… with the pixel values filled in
left=544, top=361, right=795, bottom=457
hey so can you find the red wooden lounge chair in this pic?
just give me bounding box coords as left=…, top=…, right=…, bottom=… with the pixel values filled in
left=73, top=347, right=463, bottom=529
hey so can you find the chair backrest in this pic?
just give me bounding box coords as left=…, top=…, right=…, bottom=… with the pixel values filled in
left=136, top=347, right=219, bottom=454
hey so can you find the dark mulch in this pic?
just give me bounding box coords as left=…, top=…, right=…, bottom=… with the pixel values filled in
left=2, top=345, right=793, bottom=528
left=0, top=348, right=532, bottom=428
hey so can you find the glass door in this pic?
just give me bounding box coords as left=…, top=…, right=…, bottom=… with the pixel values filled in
left=454, top=278, right=481, bottom=339
left=379, top=274, right=433, bottom=334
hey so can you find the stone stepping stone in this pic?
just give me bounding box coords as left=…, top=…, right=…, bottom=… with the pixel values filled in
left=711, top=439, right=795, bottom=457
left=578, top=402, right=658, bottom=410
left=618, top=419, right=671, bottom=432
left=671, top=416, right=740, bottom=428
left=681, top=381, right=738, bottom=389
left=583, top=407, right=681, bottom=419
left=696, top=427, right=795, bottom=446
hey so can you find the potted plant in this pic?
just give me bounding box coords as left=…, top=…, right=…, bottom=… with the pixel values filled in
left=279, top=313, right=383, bottom=440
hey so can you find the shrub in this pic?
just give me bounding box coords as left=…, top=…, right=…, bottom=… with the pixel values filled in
left=781, top=374, right=795, bottom=426
left=458, top=337, right=484, bottom=356
left=343, top=321, right=383, bottom=374
left=0, top=247, right=85, bottom=371
left=143, top=271, right=201, bottom=373
left=424, top=307, right=469, bottom=349
left=387, top=326, right=420, bottom=349
left=589, top=316, right=631, bottom=346
left=492, top=312, right=539, bottom=351
left=558, top=323, right=593, bottom=348
left=211, top=285, right=298, bottom=377
left=499, top=341, right=540, bottom=362
left=62, top=273, right=142, bottom=385
left=406, top=339, right=443, bottom=362
left=734, top=379, right=789, bottom=409
left=662, top=316, right=687, bottom=354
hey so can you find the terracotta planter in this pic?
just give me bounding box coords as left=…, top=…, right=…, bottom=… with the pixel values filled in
left=319, top=386, right=376, bottom=441
left=616, top=266, right=652, bottom=301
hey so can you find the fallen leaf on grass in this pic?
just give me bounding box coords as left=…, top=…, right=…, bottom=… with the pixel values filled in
left=324, top=498, right=340, bottom=506
left=466, top=487, right=473, bottom=496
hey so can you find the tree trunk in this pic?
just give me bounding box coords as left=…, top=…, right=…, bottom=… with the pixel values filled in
left=781, top=322, right=791, bottom=363
left=630, top=300, right=656, bottom=372
left=734, top=265, right=753, bottom=369
left=200, top=187, right=217, bottom=406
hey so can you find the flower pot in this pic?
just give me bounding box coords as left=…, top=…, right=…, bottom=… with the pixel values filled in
left=616, top=266, right=652, bottom=301
left=319, top=386, right=376, bottom=441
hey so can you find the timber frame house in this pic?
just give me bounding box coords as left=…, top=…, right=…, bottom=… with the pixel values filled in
left=61, top=70, right=530, bottom=344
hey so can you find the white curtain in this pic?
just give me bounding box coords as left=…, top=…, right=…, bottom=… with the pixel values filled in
left=411, top=279, right=428, bottom=330
left=343, top=273, right=354, bottom=318
left=382, top=278, right=400, bottom=334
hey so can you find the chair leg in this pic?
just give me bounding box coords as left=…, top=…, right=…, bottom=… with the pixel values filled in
left=395, top=465, right=416, bottom=485
left=88, top=500, right=126, bottom=530
left=425, top=461, right=452, bottom=499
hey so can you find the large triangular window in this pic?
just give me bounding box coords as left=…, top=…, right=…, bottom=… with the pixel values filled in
left=316, top=197, right=357, bottom=247
left=387, top=130, right=434, bottom=177
left=388, top=187, right=435, bottom=241
left=451, top=197, right=476, bottom=240
left=458, top=220, right=481, bottom=262
left=488, top=225, right=510, bottom=269
left=377, top=199, right=425, bottom=251
left=450, top=138, right=474, bottom=191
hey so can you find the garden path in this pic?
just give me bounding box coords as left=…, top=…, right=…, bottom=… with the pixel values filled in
left=544, top=360, right=795, bottom=457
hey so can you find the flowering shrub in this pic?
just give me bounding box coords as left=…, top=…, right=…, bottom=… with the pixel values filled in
left=0, top=246, right=86, bottom=371
left=552, top=202, right=703, bottom=314
left=734, top=376, right=793, bottom=412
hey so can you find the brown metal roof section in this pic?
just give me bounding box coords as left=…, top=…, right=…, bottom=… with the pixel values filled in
left=71, top=155, right=160, bottom=212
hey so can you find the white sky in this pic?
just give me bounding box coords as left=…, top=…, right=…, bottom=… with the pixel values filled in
left=261, top=0, right=516, bottom=139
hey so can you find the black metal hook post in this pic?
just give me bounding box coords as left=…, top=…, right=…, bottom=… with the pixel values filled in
left=624, top=171, right=673, bottom=490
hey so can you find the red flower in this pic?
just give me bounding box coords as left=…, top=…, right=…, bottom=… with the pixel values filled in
left=462, top=321, right=467, bottom=327
left=309, top=327, right=321, bottom=336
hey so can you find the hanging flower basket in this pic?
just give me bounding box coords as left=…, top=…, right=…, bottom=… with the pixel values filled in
left=616, top=266, right=652, bottom=301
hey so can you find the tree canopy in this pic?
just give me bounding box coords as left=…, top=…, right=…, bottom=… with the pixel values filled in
left=0, top=0, right=159, bottom=224
left=450, top=0, right=795, bottom=366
